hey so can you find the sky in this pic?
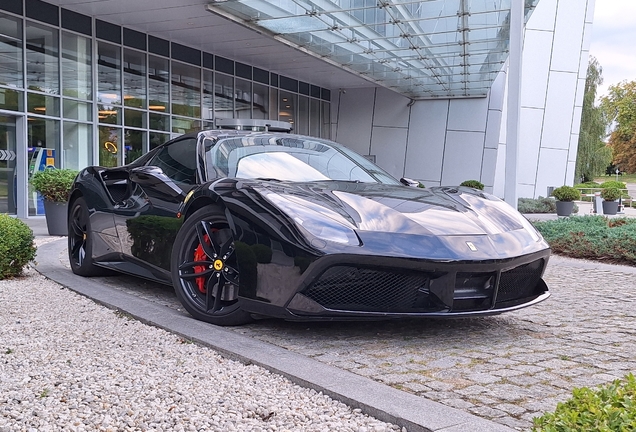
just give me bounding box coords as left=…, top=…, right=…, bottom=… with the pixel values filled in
left=589, top=0, right=636, bottom=98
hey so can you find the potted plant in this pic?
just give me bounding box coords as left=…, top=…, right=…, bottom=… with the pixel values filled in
left=601, top=187, right=621, bottom=215
left=552, top=185, right=579, bottom=216
left=31, top=169, right=79, bottom=236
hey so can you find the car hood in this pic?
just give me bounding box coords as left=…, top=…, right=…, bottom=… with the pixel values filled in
left=244, top=180, right=537, bottom=238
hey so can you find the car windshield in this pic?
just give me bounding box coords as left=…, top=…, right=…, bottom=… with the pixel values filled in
left=204, top=135, right=400, bottom=185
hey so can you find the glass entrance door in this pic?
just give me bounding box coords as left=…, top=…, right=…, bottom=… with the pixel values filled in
left=0, top=115, right=17, bottom=215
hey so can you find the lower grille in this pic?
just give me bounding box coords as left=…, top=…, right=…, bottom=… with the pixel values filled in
left=496, top=259, right=545, bottom=306
left=303, top=266, right=439, bottom=312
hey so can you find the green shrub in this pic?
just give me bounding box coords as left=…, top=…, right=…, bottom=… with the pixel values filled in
left=552, top=186, right=580, bottom=202
left=518, top=197, right=578, bottom=214
left=601, top=187, right=621, bottom=201
left=533, top=216, right=636, bottom=265
left=600, top=180, right=626, bottom=190
left=0, top=214, right=37, bottom=279
left=459, top=180, right=484, bottom=190
left=533, top=373, right=636, bottom=431
left=31, top=169, right=79, bottom=202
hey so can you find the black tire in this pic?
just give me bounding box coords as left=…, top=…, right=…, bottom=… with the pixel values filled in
left=171, top=206, right=252, bottom=326
left=68, top=197, right=109, bottom=276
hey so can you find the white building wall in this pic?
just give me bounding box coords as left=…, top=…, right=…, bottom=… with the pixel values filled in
left=332, top=0, right=593, bottom=199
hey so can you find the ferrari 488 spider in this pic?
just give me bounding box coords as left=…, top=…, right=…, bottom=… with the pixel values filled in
left=67, top=130, right=550, bottom=325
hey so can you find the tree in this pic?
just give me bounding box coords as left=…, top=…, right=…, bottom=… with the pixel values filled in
left=575, top=57, right=612, bottom=182
left=601, top=79, right=636, bottom=173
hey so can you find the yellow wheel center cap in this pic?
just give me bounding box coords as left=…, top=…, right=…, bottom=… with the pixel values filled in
left=213, top=259, right=224, bottom=271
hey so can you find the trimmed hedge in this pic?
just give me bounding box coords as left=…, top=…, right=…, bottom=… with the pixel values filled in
left=573, top=181, right=600, bottom=189
left=599, top=180, right=627, bottom=190
left=0, top=214, right=37, bottom=279
left=533, top=216, right=636, bottom=265
left=533, top=373, right=636, bottom=431
left=552, top=185, right=580, bottom=202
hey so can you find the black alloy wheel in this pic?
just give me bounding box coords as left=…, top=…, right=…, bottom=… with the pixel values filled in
left=68, top=197, right=107, bottom=276
left=171, top=206, right=252, bottom=326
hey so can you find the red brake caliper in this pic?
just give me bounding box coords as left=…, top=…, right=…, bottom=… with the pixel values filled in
left=193, top=234, right=211, bottom=293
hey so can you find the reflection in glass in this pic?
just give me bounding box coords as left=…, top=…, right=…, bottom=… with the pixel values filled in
left=171, top=61, right=200, bottom=118
left=28, top=117, right=60, bottom=186
left=279, top=91, right=296, bottom=128
left=62, top=32, right=92, bottom=99
left=235, top=78, right=251, bottom=119
left=63, top=121, right=92, bottom=171
left=99, top=126, right=121, bottom=167
left=297, top=96, right=308, bottom=135
left=125, top=129, right=146, bottom=164
left=0, top=14, right=23, bottom=88
left=125, top=109, right=146, bottom=128
left=202, top=70, right=214, bottom=120
left=28, top=93, right=60, bottom=116
left=149, top=112, right=169, bottom=131
left=124, top=49, right=146, bottom=108
left=172, top=116, right=200, bottom=135
left=0, top=88, right=22, bottom=111
left=321, top=101, right=330, bottom=139
left=310, top=98, right=320, bottom=137
left=0, top=115, right=17, bottom=214
left=214, top=72, right=233, bottom=119
left=149, top=55, right=169, bottom=113
left=63, top=100, right=92, bottom=121
left=98, top=42, right=121, bottom=125
left=269, top=87, right=278, bottom=121
left=253, top=83, right=268, bottom=120
left=26, top=21, right=59, bottom=94
left=150, top=132, right=169, bottom=150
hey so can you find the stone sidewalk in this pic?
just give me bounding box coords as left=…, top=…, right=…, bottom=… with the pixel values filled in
left=44, top=241, right=636, bottom=431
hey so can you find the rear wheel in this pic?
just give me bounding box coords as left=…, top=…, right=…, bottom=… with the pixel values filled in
left=171, top=206, right=252, bottom=326
left=68, top=197, right=108, bottom=276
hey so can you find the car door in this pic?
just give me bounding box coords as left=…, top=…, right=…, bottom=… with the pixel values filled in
left=113, top=136, right=200, bottom=279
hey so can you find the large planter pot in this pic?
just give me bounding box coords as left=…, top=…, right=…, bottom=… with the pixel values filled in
left=43, top=200, right=68, bottom=236
left=555, top=200, right=574, bottom=217
left=602, top=200, right=619, bottom=216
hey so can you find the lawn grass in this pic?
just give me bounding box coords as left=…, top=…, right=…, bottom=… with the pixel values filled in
left=595, top=173, right=636, bottom=184
left=533, top=216, right=636, bottom=266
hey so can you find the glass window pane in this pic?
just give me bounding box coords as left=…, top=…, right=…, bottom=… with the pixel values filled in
left=171, top=61, right=200, bottom=118
left=235, top=78, right=251, bottom=119
left=28, top=93, right=60, bottom=117
left=253, top=83, right=268, bottom=120
left=62, top=32, right=92, bottom=100
left=98, top=107, right=121, bottom=125
left=310, top=98, right=320, bottom=137
left=172, top=116, right=200, bottom=135
left=279, top=91, right=296, bottom=129
left=214, top=72, right=233, bottom=119
left=125, top=129, right=146, bottom=164
left=0, top=14, right=23, bottom=88
left=149, top=55, right=169, bottom=113
left=27, top=117, right=60, bottom=166
left=98, top=126, right=121, bottom=167
left=124, top=49, right=146, bottom=108
left=321, top=101, right=330, bottom=139
left=63, top=99, right=92, bottom=121
left=26, top=21, right=59, bottom=94
left=269, top=87, right=278, bottom=121
left=149, top=112, right=169, bottom=131
left=97, top=42, right=121, bottom=124
left=0, top=88, right=23, bottom=111
left=150, top=131, right=169, bottom=150
left=124, top=108, right=146, bottom=128
left=203, top=69, right=213, bottom=120
left=297, top=95, right=309, bottom=135
left=63, top=121, right=92, bottom=171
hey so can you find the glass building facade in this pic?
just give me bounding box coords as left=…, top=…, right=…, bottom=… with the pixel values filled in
left=0, top=0, right=331, bottom=216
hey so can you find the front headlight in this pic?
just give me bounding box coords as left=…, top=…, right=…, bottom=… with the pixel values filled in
left=262, top=192, right=360, bottom=246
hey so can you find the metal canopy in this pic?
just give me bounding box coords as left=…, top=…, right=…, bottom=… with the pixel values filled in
left=207, top=0, right=538, bottom=99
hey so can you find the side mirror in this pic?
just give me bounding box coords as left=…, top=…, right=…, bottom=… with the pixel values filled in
left=130, top=166, right=185, bottom=199
left=400, top=177, right=422, bottom=187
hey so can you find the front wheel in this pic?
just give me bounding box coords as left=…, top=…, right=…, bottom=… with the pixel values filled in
left=171, top=206, right=252, bottom=326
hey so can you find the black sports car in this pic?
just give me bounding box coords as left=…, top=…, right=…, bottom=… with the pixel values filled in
left=68, top=130, right=550, bottom=325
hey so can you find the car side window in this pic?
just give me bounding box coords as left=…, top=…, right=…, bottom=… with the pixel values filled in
left=148, top=138, right=197, bottom=187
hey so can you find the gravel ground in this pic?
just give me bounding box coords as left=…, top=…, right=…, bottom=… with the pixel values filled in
left=0, top=267, right=402, bottom=432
